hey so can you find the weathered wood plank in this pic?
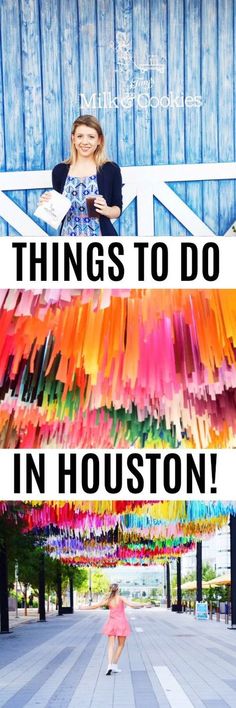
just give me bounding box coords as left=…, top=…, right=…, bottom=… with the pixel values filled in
left=151, top=0, right=170, bottom=235
left=20, top=0, right=44, bottom=228
left=39, top=0, right=63, bottom=234
left=0, top=0, right=26, bottom=234
left=39, top=0, right=62, bottom=168
left=78, top=0, right=98, bottom=108
left=96, top=0, right=117, bottom=161
left=218, top=0, right=235, bottom=234
left=235, top=0, right=236, bottom=226
left=185, top=0, right=203, bottom=234
left=133, top=0, right=152, bottom=166
left=167, top=0, right=186, bottom=235
left=77, top=0, right=98, bottom=137
left=95, top=0, right=121, bottom=231
left=114, top=0, right=136, bottom=234
left=0, top=7, right=7, bottom=234
left=201, top=0, right=219, bottom=234
left=60, top=0, right=80, bottom=158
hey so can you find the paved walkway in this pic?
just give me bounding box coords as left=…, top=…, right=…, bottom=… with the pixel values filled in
left=8, top=609, right=57, bottom=629
left=0, top=608, right=236, bottom=707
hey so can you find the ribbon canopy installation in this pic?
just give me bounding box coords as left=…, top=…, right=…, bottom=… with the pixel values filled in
left=0, top=288, right=236, bottom=448
left=1, top=501, right=234, bottom=567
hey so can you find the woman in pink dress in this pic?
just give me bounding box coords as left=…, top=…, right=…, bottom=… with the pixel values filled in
left=80, top=583, right=145, bottom=675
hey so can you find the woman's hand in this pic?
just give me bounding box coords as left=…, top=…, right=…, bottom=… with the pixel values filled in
left=94, top=195, right=111, bottom=217
left=79, top=604, right=92, bottom=610
left=79, top=599, right=105, bottom=610
left=94, top=197, right=121, bottom=219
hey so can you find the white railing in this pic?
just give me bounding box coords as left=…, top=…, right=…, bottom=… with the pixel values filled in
left=0, top=163, right=235, bottom=236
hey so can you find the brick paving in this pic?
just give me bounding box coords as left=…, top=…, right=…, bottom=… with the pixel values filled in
left=0, top=608, right=236, bottom=707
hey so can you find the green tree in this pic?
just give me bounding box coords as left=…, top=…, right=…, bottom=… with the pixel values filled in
left=0, top=507, right=88, bottom=612
left=79, top=570, right=109, bottom=597
left=92, top=571, right=109, bottom=595
left=202, top=563, right=216, bottom=582
left=71, top=567, right=88, bottom=591
left=172, top=562, right=216, bottom=591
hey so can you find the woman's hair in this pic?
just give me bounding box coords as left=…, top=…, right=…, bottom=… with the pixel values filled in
left=65, top=114, right=109, bottom=169
left=106, top=583, right=119, bottom=604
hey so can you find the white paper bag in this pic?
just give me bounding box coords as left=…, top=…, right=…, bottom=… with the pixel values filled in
left=34, top=190, right=71, bottom=229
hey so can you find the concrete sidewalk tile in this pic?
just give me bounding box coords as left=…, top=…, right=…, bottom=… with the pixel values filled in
left=224, top=679, right=236, bottom=691
left=1, top=609, right=236, bottom=708
left=203, top=702, right=232, bottom=707
left=1, top=647, right=74, bottom=708
left=131, top=670, right=159, bottom=707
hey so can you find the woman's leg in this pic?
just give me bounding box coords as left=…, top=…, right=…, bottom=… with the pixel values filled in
left=112, top=636, right=126, bottom=665
left=107, top=635, right=115, bottom=671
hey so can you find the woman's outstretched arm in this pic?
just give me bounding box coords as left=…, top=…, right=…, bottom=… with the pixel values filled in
left=122, top=597, right=145, bottom=609
left=79, top=597, right=107, bottom=610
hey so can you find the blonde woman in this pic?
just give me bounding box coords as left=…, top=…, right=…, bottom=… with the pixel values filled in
left=42, top=115, right=122, bottom=236
left=80, top=583, right=145, bottom=675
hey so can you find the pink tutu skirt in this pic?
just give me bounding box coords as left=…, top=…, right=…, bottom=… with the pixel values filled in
left=102, top=599, right=131, bottom=637
left=102, top=617, right=131, bottom=637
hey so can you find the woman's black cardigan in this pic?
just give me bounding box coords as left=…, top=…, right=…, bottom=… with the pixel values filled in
left=52, top=161, right=123, bottom=236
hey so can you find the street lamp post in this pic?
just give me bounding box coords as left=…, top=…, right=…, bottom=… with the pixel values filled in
left=0, top=541, right=9, bottom=633
left=196, top=541, right=202, bottom=603
left=89, top=567, right=92, bottom=605
left=229, top=514, right=236, bottom=629
left=176, top=558, right=182, bottom=613
left=38, top=551, right=46, bottom=622
left=15, top=561, right=19, bottom=619
left=69, top=573, right=74, bottom=613
left=163, top=564, right=166, bottom=603
left=57, top=565, right=63, bottom=616
left=166, top=562, right=171, bottom=609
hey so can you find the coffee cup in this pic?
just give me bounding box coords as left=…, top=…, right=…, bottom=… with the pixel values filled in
left=86, top=195, right=101, bottom=218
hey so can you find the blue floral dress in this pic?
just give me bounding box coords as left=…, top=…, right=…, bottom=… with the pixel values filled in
left=61, top=174, right=101, bottom=236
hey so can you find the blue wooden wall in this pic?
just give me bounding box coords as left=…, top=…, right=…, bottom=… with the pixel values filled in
left=0, top=0, right=235, bottom=235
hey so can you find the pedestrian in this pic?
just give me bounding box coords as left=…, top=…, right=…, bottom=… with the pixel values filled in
left=80, top=583, right=145, bottom=675
left=40, top=114, right=123, bottom=236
